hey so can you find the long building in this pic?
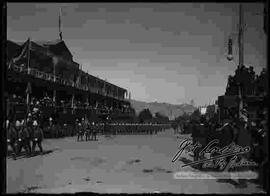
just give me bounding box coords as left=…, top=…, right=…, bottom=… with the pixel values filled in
left=6, top=38, right=135, bottom=123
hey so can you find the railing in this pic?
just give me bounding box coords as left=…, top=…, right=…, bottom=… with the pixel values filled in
left=8, top=64, right=127, bottom=100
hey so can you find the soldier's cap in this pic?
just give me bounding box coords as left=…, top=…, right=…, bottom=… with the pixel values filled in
left=16, top=120, right=20, bottom=127
left=49, top=117, right=53, bottom=121
left=251, top=121, right=256, bottom=126
left=78, top=123, right=81, bottom=126
left=33, top=120, right=38, bottom=126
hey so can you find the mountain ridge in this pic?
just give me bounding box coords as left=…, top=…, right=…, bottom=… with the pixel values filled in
left=130, top=99, right=197, bottom=120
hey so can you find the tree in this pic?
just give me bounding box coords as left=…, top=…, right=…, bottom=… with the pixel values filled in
left=138, top=108, right=152, bottom=123
left=190, top=109, right=201, bottom=122
left=154, top=112, right=169, bottom=123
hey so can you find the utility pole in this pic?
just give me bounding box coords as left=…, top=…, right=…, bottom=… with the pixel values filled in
left=59, top=8, right=63, bottom=40
left=238, top=4, right=244, bottom=68
left=238, top=4, right=244, bottom=118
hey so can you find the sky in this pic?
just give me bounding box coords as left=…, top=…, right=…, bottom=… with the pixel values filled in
left=7, top=3, right=267, bottom=106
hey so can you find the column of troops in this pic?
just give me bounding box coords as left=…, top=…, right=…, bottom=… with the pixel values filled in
left=6, top=119, right=44, bottom=160
left=75, top=119, right=170, bottom=142
left=6, top=114, right=171, bottom=159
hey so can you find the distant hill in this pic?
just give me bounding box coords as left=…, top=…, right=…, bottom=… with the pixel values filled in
left=130, top=99, right=197, bottom=120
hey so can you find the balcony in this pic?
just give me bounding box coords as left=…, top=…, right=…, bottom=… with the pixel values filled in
left=8, top=64, right=128, bottom=101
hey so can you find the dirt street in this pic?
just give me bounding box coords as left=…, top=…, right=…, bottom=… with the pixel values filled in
left=7, top=129, right=264, bottom=193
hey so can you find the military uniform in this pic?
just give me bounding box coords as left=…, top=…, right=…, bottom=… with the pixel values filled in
left=17, top=125, right=31, bottom=155
left=7, top=123, right=17, bottom=159
left=32, top=124, right=44, bottom=153
left=92, top=124, right=97, bottom=140
left=85, top=123, right=91, bottom=141
left=77, top=123, right=84, bottom=141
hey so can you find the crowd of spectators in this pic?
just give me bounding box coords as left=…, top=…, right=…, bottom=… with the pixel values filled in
left=8, top=93, right=133, bottom=117
left=225, top=66, right=267, bottom=96
left=8, top=94, right=26, bottom=105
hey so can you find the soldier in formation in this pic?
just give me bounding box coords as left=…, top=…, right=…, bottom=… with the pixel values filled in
left=31, top=120, right=44, bottom=153
left=17, top=120, right=31, bottom=156
left=6, top=120, right=17, bottom=160
left=92, top=122, right=98, bottom=141
left=77, top=122, right=84, bottom=141
left=85, top=121, right=91, bottom=141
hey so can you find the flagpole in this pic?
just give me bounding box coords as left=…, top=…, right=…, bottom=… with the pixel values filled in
left=27, top=37, right=31, bottom=74
left=238, top=3, right=244, bottom=68
left=59, top=7, right=63, bottom=40
left=26, top=37, right=31, bottom=114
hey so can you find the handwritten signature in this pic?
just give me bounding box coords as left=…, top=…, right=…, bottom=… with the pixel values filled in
left=172, top=139, right=258, bottom=170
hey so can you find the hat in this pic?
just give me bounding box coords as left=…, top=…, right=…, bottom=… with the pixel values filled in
left=240, top=116, right=248, bottom=123
left=6, top=120, right=9, bottom=128
left=33, top=120, right=38, bottom=126
left=49, top=117, right=53, bottom=121
left=16, top=120, right=20, bottom=127
left=251, top=121, right=256, bottom=126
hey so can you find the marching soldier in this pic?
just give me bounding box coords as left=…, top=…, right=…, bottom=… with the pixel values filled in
left=7, top=120, right=17, bottom=160
left=17, top=120, right=31, bottom=156
left=155, top=124, right=158, bottom=134
left=77, top=122, right=84, bottom=141
left=63, top=123, right=68, bottom=137
left=32, top=120, right=44, bottom=154
left=23, top=119, right=33, bottom=154
left=92, top=122, right=97, bottom=141
left=85, top=121, right=91, bottom=141
left=149, top=123, right=153, bottom=135
left=44, top=117, right=53, bottom=138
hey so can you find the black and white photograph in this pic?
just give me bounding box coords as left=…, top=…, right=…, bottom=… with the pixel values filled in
left=3, top=2, right=269, bottom=194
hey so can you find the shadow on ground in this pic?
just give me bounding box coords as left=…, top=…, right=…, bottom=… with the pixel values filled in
left=7, top=149, right=56, bottom=160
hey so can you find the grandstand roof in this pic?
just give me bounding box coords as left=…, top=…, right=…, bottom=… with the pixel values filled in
left=8, top=39, right=127, bottom=93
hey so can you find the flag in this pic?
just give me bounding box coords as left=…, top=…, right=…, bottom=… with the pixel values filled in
left=227, top=36, right=233, bottom=61
left=76, top=72, right=81, bottom=86
left=59, top=8, right=63, bottom=40
left=13, top=38, right=30, bottom=63
left=239, top=108, right=248, bottom=122
left=25, top=82, right=32, bottom=94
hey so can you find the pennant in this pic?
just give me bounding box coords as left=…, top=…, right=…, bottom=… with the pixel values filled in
left=13, top=38, right=30, bottom=63
left=25, top=82, right=32, bottom=94
left=59, top=7, right=63, bottom=40
left=239, top=108, right=248, bottom=122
